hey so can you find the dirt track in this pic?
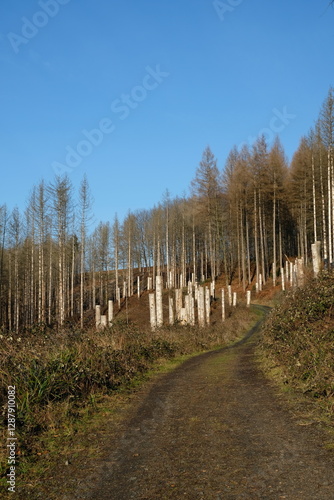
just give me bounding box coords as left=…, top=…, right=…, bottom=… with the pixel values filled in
left=68, top=306, right=334, bottom=499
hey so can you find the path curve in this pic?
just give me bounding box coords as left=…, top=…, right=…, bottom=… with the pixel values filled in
left=73, top=306, right=334, bottom=499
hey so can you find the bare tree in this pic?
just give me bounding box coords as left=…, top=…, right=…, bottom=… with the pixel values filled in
left=78, top=176, right=93, bottom=329
left=191, top=146, right=222, bottom=279
left=48, top=175, right=73, bottom=327
left=0, top=204, right=8, bottom=326
left=112, top=215, right=120, bottom=303
left=319, top=87, right=334, bottom=264
left=8, top=208, right=22, bottom=331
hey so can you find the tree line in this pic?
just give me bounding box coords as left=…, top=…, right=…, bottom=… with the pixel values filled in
left=0, top=87, right=333, bottom=332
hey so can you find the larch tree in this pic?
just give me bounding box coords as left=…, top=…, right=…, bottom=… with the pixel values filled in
left=191, top=146, right=222, bottom=279
left=112, top=214, right=121, bottom=303
left=268, top=137, right=288, bottom=284
left=48, top=175, right=73, bottom=327
left=313, top=121, right=328, bottom=259
left=78, top=176, right=93, bottom=329
left=34, top=181, right=49, bottom=324
left=250, top=136, right=270, bottom=285
left=319, top=87, right=334, bottom=264
left=123, top=212, right=137, bottom=297
left=0, top=204, right=8, bottom=326
left=222, top=146, right=240, bottom=283
left=288, top=137, right=313, bottom=262
left=8, top=208, right=22, bottom=332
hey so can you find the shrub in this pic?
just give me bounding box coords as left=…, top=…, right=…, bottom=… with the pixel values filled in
left=261, top=271, right=334, bottom=413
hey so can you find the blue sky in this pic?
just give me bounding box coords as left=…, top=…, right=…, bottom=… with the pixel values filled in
left=0, top=0, right=333, bottom=225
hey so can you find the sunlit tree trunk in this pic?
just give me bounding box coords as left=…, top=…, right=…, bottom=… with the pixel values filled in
left=273, top=175, right=277, bottom=286
left=79, top=177, right=92, bottom=329
left=311, top=154, right=317, bottom=242
left=259, top=193, right=266, bottom=285
left=0, top=205, right=8, bottom=327
left=113, top=215, right=120, bottom=302
left=254, top=189, right=259, bottom=286
left=49, top=176, right=72, bottom=327
left=320, top=151, right=328, bottom=259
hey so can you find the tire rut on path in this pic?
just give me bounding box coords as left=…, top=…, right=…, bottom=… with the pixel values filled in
left=73, top=306, right=334, bottom=499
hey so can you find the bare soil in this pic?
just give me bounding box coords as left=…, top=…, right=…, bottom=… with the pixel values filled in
left=27, top=306, right=334, bottom=499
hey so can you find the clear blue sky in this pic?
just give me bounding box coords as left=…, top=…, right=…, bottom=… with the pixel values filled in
left=0, top=0, right=333, bottom=225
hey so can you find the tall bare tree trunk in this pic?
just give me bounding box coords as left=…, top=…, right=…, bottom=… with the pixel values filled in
left=320, top=153, right=328, bottom=260
left=312, top=154, right=317, bottom=242
left=254, top=189, right=259, bottom=286
left=240, top=204, right=246, bottom=291
left=259, top=193, right=266, bottom=285
left=192, top=218, right=196, bottom=282
left=328, top=151, right=332, bottom=263
left=246, top=213, right=251, bottom=285
left=273, top=176, right=277, bottom=286
left=48, top=236, right=53, bottom=324
left=181, top=218, right=186, bottom=287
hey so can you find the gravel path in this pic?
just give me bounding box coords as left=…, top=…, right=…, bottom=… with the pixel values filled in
left=71, top=307, right=334, bottom=499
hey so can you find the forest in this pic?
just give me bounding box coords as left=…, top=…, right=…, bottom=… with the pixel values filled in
left=0, top=86, right=333, bottom=333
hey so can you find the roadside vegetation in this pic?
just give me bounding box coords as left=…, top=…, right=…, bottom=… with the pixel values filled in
left=2, top=269, right=334, bottom=497
left=260, top=271, right=334, bottom=421
left=0, top=301, right=256, bottom=496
